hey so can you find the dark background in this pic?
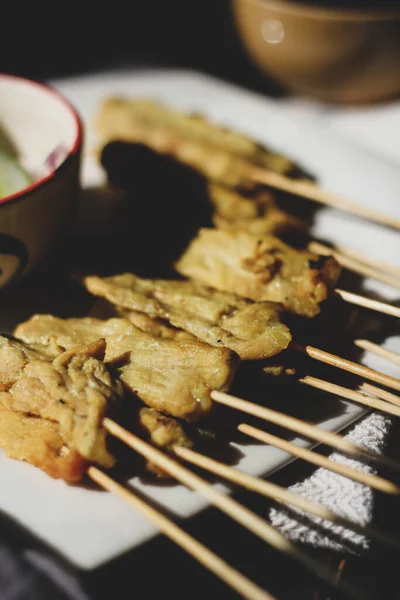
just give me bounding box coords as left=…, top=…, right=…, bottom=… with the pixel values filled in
left=2, top=0, right=399, bottom=84
left=0, top=1, right=284, bottom=96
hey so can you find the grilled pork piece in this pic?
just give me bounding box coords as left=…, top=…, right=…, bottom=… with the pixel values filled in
left=82, top=275, right=291, bottom=360
left=138, top=407, right=193, bottom=477
left=0, top=403, right=87, bottom=482
left=209, top=183, right=306, bottom=239
left=0, top=335, right=65, bottom=391
left=116, top=309, right=195, bottom=342
left=15, top=315, right=137, bottom=351
left=88, top=298, right=196, bottom=342
left=0, top=336, right=121, bottom=480
left=106, top=329, right=237, bottom=421
left=176, top=229, right=341, bottom=318
left=15, top=315, right=238, bottom=421
left=95, top=98, right=307, bottom=188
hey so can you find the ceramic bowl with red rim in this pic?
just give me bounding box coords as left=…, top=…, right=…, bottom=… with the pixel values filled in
left=0, top=74, right=83, bottom=289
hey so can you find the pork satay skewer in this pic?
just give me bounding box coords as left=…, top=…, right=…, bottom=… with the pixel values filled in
left=22, top=289, right=293, bottom=363
left=305, top=241, right=400, bottom=314
left=100, top=141, right=400, bottom=321
left=172, top=229, right=400, bottom=389
left=96, top=98, right=400, bottom=231
left=330, top=243, right=400, bottom=278
left=309, top=241, right=400, bottom=290
left=99, top=140, right=400, bottom=320
left=175, top=228, right=399, bottom=320
left=250, top=168, right=400, bottom=231
left=355, top=340, right=400, bottom=368
left=294, top=344, right=400, bottom=393
left=0, top=336, right=122, bottom=481
left=5, top=332, right=357, bottom=596
left=334, top=290, right=400, bottom=319
left=96, top=98, right=309, bottom=180
left=81, top=271, right=400, bottom=392
left=211, top=391, right=400, bottom=472
left=94, top=418, right=400, bottom=550
left=85, top=262, right=400, bottom=390
left=94, top=419, right=400, bottom=597
left=174, top=445, right=400, bottom=549
left=13, top=310, right=397, bottom=415
left=14, top=315, right=400, bottom=478
left=103, top=419, right=360, bottom=598
left=208, top=190, right=400, bottom=316
left=89, top=468, right=274, bottom=600
left=3, top=331, right=393, bottom=589
left=15, top=315, right=239, bottom=422
left=6, top=327, right=399, bottom=500
left=89, top=451, right=400, bottom=600
left=9, top=318, right=400, bottom=563
left=300, top=376, right=400, bottom=417
left=7, top=322, right=398, bottom=501
left=175, top=229, right=341, bottom=318
left=20, top=340, right=398, bottom=540
left=237, top=424, right=400, bottom=496
left=360, top=383, right=400, bottom=407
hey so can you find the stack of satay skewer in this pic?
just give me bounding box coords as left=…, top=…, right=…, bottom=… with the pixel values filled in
left=1, top=98, right=400, bottom=600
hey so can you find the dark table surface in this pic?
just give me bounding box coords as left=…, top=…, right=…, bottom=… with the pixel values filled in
left=2, top=2, right=400, bottom=598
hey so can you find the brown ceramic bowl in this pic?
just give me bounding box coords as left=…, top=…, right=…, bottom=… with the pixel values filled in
left=232, top=0, right=400, bottom=104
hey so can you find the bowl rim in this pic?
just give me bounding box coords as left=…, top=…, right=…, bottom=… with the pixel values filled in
left=235, top=0, right=400, bottom=22
left=0, top=73, right=83, bottom=207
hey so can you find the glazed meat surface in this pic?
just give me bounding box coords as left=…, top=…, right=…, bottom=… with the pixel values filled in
left=138, top=407, right=193, bottom=477
left=16, top=315, right=238, bottom=421
left=116, top=309, right=195, bottom=342
left=139, top=407, right=193, bottom=450
left=0, top=336, right=61, bottom=391
left=15, top=314, right=137, bottom=350
left=88, top=298, right=196, bottom=342
left=83, top=275, right=291, bottom=360
left=209, top=183, right=306, bottom=239
left=107, top=331, right=236, bottom=420
left=0, top=402, right=87, bottom=482
left=0, top=336, right=121, bottom=473
left=176, top=229, right=341, bottom=318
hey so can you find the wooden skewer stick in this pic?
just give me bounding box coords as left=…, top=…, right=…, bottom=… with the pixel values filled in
left=292, top=343, right=400, bottom=393
left=299, top=375, right=400, bottom=417
left=237, top=424, right=400, bottom=496
left=355, top=339, right=400, bottom=368
left=103, top=418, right=357, bottom=593
left=174, top=446, right=400, bottom=549
left=210, top=391, right=400, bottom=472
left=309, top=241, right=400, bottom=290
left=88, top=467, right=274, bottom=600
left=335, top=290, right=400, bottom=319
left=333, top=244, right=400, bottom=278
left=360, top=383, right=400, bottom=408
left=250, top=168, right=400, bottom=232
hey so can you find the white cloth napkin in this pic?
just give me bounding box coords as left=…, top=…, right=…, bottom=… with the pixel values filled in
left=269, top=412, right=392, bottom=552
